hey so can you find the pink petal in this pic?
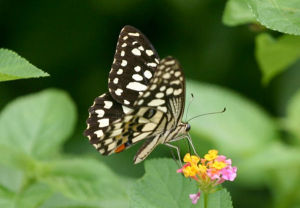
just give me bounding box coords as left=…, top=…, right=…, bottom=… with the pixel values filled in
left=221, top=166, right=237, bottom=181
left=216, top=155, right=226, bottom=162
left=177, top=168, right=183, bottom=173
left=189, top=192, right=201, bottom=204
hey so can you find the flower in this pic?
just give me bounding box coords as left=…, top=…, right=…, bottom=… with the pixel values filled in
left=177, top=149, right=237, bottom=204
left=189, top=192, right=201, bottom=204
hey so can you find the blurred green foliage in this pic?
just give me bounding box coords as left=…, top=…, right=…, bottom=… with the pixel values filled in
left=1, top=0, right=300, bottom=207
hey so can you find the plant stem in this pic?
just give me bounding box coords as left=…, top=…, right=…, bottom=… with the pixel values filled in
left=203, top=192, right=208, bottom=208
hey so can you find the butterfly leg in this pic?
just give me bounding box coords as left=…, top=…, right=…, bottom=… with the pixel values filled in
left=186, top=134, right=199, bottom=157
left=165, top=143, right=183, bottom=167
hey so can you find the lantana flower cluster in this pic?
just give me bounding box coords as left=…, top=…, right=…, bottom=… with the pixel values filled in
left=177, top=150, right=237, bottom=204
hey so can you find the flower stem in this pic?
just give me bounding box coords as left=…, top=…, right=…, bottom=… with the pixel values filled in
left=203, top=192, right=208, bottom=208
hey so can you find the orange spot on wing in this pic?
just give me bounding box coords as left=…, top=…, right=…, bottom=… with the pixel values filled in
left=115, top=144, right=126, bottom=153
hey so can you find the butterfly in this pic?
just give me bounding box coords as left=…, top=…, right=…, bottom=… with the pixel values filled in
left=84, top=25, right=197, bottom=164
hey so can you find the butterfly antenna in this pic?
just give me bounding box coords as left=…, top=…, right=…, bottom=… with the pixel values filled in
left=184, top=93, right=194, bottom=122
left=187, top=107, right=226, bottom=122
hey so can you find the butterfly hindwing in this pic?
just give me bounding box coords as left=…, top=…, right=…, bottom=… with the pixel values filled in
left=108, top=25, right=160, bottom=107
left=84, top=93, right=133, bottom=154
left=134, top=56, right=186, bottom=128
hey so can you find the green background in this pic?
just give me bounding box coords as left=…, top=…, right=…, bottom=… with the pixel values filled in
left=1, top=0, right=300, bottom=207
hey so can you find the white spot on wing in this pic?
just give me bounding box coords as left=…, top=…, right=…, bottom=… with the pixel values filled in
left=126, top=82, right=147, bottom=91
left=175, top=71, right=181, bottom=77
left=147, top=63, right=157, bottom=67
left=144, top=70, right=152, bottom=79
left=132, top=132, right=151, bottom=143
left=146, top=49, right=154, bottom=56
left=107, top=143, right=117, bottom=151
left=94, top=129, right=104, bottom=137
left=132, top=48, right=141, bottom=56
left=95, top=109, right=105, bottom=117
left=160, top=86, right=166, bottom=91
left=157, top=106, right=167, bottom=113
left=163, top=73, right=171, bottom=79
left=174, top=88, right=182, bottom=95
left=132, top=74, right=143, bottom=81
left=128, top=32, right=140, bottom=36
left=113, top=78, right=119, bottom=84
left=150, top=84, right=157, bottom=90
left=148, top=99, right=165, bottom=106
left=121, top=43, right=127, bottom=47
left=115, top=88, right=123, bottom=96
left=134, top=66, right=141, bottom=72
left=155, top=92, right=164, bottom=98
left=121, top=60, right=127, bottom=66
left=137, top=99, right=144, bottom=105
left=143, top=91, right=151, bottom=97
left=98, top=118, right=109, bottom=127
left=142, top=123, right=156, bottom=131
left=138, top=46, right=144, bottom=51
left=165, top=60, right=175, bottom=65
left=122, top=105, right=133, bottom=114
left=104, top=101, right=113, bottom=109
left=121, top=51, right=125, bottom=56
left=166, top=88, right=174, bottom=95
left=117, top=69, right=123, bottom=75
left=124, top=99, right=130, bottom=105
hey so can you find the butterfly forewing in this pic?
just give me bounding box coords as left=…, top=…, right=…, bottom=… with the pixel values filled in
left=109, top=25, right=160, bottom=107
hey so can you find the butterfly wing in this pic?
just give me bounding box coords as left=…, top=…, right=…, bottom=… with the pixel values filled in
left=108, top=25, right=160, bottom=107
left=84, top=93, right=133, bottom=154
left=132, top=57, right=186, bottom=163
left=97, top=57, right=186, bottom=163
left=134, top=56, right=186, bottom=130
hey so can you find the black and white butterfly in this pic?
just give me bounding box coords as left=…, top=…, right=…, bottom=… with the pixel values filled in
left=84, top=25, right=197, bottom=164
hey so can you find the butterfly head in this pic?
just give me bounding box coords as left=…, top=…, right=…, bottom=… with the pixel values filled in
left=177, top=122, right=191, bottom=136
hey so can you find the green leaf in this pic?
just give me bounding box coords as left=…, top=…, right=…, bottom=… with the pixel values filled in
left=130, top=158, right=195, bottom=208
left=41, top=158, right=129, bottom=208
left=223, top=0, right=256, bottom=26
left=186, top=80, right=278, bottom=157
left=199, top=189, right=233, bottom=208
left=16, top=183, right=54, bottom=208
left=0, top=48, right=49, bottom=82
left=247, top=0, right=300, bottom=35
left=0, top=89, right=76, bottom=160
left=0, top=165, right=23, bottom=193
left=41, top=193, right=100, bottom=208
left=286, top=90, right=300, bottom=139
left=255, top=33, right=300, bottom=84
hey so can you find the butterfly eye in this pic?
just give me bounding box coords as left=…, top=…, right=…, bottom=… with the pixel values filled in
left=186, top=123, right=191, bottom=132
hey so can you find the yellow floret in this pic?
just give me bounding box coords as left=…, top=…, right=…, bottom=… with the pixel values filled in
left=183, top=153, right=200, bottom=165
left=204, top=149, right=218, bottom=161
left=212, top=161, right=227, bottom=170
